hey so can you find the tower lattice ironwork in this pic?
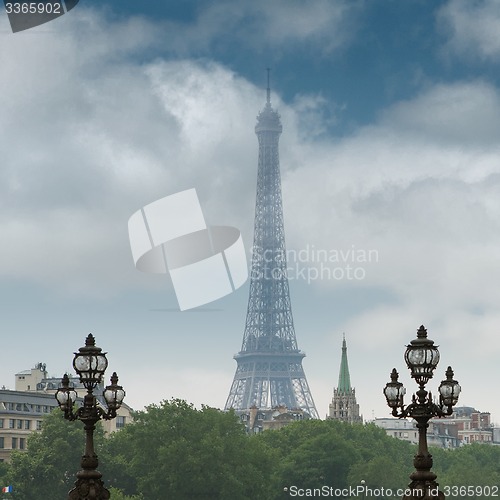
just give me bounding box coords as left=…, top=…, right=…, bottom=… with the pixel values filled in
left=225, top=74, right=319, bottom=419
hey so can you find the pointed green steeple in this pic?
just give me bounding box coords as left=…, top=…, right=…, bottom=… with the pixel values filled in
left=337, top=334, right=351, bottom=394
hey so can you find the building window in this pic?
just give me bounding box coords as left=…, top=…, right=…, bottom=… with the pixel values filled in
left=11, top=438, right=17, bottom=450
left=17, top=420, right=23, bottom=430
left=19, top=438, right=25, bottom=450
left=9, top=419, right=14, bottom=429
left=35, top=405, right=41, bottom=413
left=0, top=419, right=4, bottom=429
left=36, top=421, right=42, bottom=431
left=43, top=406, right=49, bottom=413
left=0, top=438, right=4, bottom=449
left=24, top=420, right=30, bottom=430
left=116, top=416, right=126, bottom=429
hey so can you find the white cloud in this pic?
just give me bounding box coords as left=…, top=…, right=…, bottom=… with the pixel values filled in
left=0, top=7, right=362, bottom=296
left=2, top=6, right=500, bottom=421
left=438, top=0, right=500, bottom=60
left=277, top=79, right=500, bottom=412
left=0, top=12, right=262, bottom=294
left=378, top=81, right=500, bottom=146
left=160, top=0, right=360, bottom=56
left=3, top=10, right=500, bottom=329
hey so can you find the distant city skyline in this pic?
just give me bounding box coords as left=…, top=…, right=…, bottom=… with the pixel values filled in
left=1, top=1, right=500, bottom=424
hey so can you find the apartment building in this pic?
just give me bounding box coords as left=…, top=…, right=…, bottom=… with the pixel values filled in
left=374, top=406, right=495, bottom=448
left=0, top=363, right=133, bottom=461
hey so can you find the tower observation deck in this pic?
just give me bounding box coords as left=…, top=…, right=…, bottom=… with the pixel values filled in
left=224, top=74, right=319, bottom=419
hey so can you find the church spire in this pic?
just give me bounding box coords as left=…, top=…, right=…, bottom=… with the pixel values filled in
left=337, top=333, right=352, bottom=394
left=327, top=334, right=362, bottom=423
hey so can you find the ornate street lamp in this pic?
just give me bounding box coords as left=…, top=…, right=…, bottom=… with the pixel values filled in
left=55, top=334, right=126, bottom=500
left=383, top=325, right=460, bottom=500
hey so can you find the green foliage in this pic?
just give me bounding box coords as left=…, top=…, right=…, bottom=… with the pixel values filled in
left=346, top=423, right=413, bottom=496
left=258, top=420, right=414, bottom=499
left=102, top=399, right=275, bottom=500
left=109, top=487, right=143, bottom=500
left=4, top=402, right=500, bottom=500
left=6, top=409, right=105, bottom=500
left=0, top=460, right=10, bottom=492
left=431, top=444, right=500, bottom=498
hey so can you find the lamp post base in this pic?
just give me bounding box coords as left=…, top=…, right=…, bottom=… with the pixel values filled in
left=68, top=469, right=110, bottom=500
left=402, top=454, right=445, bottom=499
left=68, top=478, right=110, bottom=500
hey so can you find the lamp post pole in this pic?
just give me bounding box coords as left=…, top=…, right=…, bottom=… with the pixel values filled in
left=55, top=334, right=126, bottom=500
left=383, top=326, right=460, bottom=500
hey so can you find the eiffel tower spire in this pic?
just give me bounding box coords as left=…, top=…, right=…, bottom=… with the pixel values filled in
left=224, top=74, right=318, bottom=418
left=266, top=67, right=271, bottom=105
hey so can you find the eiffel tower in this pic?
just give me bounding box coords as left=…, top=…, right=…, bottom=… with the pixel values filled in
left=225, top=72, right=318, bottom=419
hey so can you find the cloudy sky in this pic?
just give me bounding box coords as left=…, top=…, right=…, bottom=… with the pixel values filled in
left=1, top=0, right=500, bottom=424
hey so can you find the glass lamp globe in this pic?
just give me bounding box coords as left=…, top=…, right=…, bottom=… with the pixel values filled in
left=404, top=325, right=440, bottom=386
left=55, top=374, right=77, bottom=411
left=103, top=372, right=126, bottom=411
left=384, top=368, right=406, bottom=408
left=438, top=366, right=461, bottom=407
left=73, top=334, right=108, bottom=390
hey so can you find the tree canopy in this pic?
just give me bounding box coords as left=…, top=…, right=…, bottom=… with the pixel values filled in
left=5, top=409, right=105, bottom=499
left=101, top=399, right=275, bottom=500
left=3, top=401, right=500, bottom=500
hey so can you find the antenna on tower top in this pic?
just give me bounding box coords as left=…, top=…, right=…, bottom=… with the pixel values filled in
left=266, top=67, right=271, bottom=105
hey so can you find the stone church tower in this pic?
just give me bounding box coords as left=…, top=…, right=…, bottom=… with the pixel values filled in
left=328, top=335, right=362, bottom=423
